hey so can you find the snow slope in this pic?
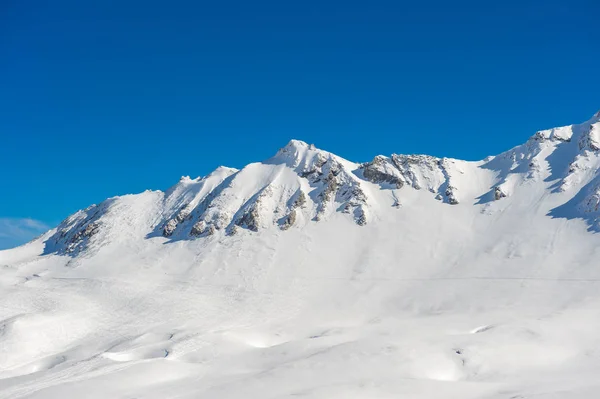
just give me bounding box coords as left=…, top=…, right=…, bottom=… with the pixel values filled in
left=2, top=112, right=600, bottom=398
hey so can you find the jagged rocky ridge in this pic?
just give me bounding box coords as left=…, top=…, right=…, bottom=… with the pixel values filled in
left=45, top=111, right=600, bottom=254
left=360, top=154, right=460, bottom=205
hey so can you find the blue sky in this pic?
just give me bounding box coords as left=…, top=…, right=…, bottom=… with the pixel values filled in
left=1, top=0, right=598, bottom=249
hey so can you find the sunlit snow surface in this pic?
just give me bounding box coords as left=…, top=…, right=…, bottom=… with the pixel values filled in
left=2, top=114, right=600, bottom=398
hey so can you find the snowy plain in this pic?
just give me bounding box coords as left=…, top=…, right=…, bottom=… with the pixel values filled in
left=2, top=112, right=600, bottom=398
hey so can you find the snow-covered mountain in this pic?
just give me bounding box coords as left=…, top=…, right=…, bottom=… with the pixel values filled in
left=2, top=112, right=600, bottom=398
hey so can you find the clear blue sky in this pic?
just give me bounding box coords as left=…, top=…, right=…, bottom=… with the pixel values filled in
left=1, top=0, right=598, bottom=248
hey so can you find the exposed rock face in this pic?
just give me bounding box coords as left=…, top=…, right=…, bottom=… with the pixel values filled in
left=355, top=211, right=367, bottom=226
left=69, top=221, right=100, bottom=250
left=190, top=220, right=205, bottom=236
left=280, top=209, right=297, bottom=231
left=280, top=190, right=306, bottom=230
left=162, top=219, right=178, bottom=237
left=494, top=186, right=508, bottom=200
left=236, top=207, right=260, bottom=232
left=315, top=160, right=368, bottom=224
left=292, top=190, right=306, bottom=208
left=445, top=186, right=459, bottom=205
left=45, top=204, right=107, bottom=255
left=391, top=154, right=439, bottom=190
left=235, top=187, right=276, bottom=232
left=361, top=154, right=460, bottom=204
left=280, top=144, right=369, bottom=225
left=532, top=127, right=573, bottom=143
left=361, top=156, right=404, bottom=188
left=579, top=122, right=600, bottom=152
left=581, top=186, right=600, bottom=213
left=162, top=204, right=193, bottom=237
left=190, top=220, right=215, bottom=237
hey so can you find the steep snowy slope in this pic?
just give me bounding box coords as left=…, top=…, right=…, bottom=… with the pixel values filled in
left=2, top=112, right=600, bottom=398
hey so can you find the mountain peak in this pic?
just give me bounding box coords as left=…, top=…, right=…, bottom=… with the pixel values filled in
left=207, top=165, right=239, bottom=178
left=285, top=139, right=311, bottom=150
left=279, top=139, right=316, bottom=156
left=266, top=139, right=328, bottom=168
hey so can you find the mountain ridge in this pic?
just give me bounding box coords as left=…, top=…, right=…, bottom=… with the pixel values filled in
left=30, top=111, right=600, bottom=258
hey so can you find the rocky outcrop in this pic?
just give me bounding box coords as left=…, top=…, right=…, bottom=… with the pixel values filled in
left=532, top=129, right=572, bottom=143
left=234, top=187, right=275, bottom=232
left=445, top=186, right=459, bottom=205
left=579, top=122, right=600, bottom=152
left=268, top=140, right=369, bottom=226
left=309, top=159, right=368, bottom=224
left=494, top=186, right=507, bottom=200
left=45, top=204, right=108, bottom=255
left=361, top=154, right=460, bottom=205
left=280, top=190, right=306, bottom=230
left=162, top=204, right=192, bottom=237
left=293, top=190, right=306, bottom=208
left=280, top=209, right=297, bottom=231
left=361, top=156, right=404, bottom=188
left=66, top=221, right=100, bottom=252
left=581, top=187, right=600, bottom=214
left=190, top=220, right=215, bottom=237
left=227, top=225, right=239, bottom=236
left=390, top=154, right=440, bottom=191
left=235, top=207, right=260, bottom=232
left=162, top=219, right=178, bottom=237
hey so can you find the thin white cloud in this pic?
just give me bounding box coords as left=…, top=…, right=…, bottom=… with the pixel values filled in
left=0, top=218, right=50, bottom=250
